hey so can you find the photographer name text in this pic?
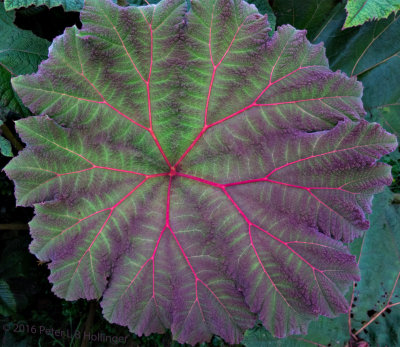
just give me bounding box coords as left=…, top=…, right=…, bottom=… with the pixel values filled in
left=2, top=322, right=128, bottom=345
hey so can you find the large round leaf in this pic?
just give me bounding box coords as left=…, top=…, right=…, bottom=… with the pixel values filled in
left=4, top=0, right=398, bottom=344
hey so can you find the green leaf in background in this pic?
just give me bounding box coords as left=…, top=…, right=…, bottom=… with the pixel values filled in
left=272, top=0, right=340, bottom=41
left=0, top=107, right=13, bottom=156
left=247, top=0, right=276, bottom=33
left=0, top=131, right=13, bottom=157
left=0, top=4, right=50, bottom=115
left=0, top=279, right=17, bottom=316
left=310, top=4, right=400, bottom=161
left=4, top=0, right=84, bottom=11
left=271, top=0, right=400, bottom=162
left=369, top=105, right=400, bottom=161
left=252, top=4, right=399, bottom=343
left=313, top=8, right=400, bottom=109
left=273, top=2, right=400, bottom=122
left=344, top=0, right=400, bottom=28
left=350, top=187, right=400, bottom=346
left=243, top=188, right=400, bottom=346
left=243, top=314, right=350, bottom=346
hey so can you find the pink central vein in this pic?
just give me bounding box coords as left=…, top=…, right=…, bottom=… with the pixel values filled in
left=168, top=217, right=233, bottom=321
left=174, top=64, right=333, bottom=167
left=175, top=14, right=250, bottom=168
left=177, top=170, right=358, bottom=195
left=51, top=173, right=168, bottom=247
left=225, top=178, right=358, bottom=194
left=264, top=144, right=374, bottom=179
left=103, top=9, right=146, bottom=83
left=55, top=5, right=361, bottom=314
left=35, top=166, right=152, bottom=196
left=223, top=188, right=331, bottom=306
left=65, top=9, right=170, bottom=168
left=178, top=173, right=344, bottom=219
left=178, top=166, right=359, bottom=232
left=121, top=176, right=172, bottom=300
left=31, top=138, right=154, bottom=188
left=120, top=176, right=232, bottom=322
left=138, top=12, right=172, bottom=168
left=72, top=177, right=150, bottom=276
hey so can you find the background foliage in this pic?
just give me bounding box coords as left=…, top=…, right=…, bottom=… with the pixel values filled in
left=0, top=0, right=399, bottom=346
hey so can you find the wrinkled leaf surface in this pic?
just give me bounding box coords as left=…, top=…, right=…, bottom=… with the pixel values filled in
left=4, top=0, right=398, bottom=344
left=244, top=188, right=400, bottom=346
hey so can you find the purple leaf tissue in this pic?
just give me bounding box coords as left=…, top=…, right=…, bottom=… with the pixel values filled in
left=4, top=0, right=397, bottom=344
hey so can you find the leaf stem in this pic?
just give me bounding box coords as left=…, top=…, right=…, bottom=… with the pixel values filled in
left=0, top=224, right=29, bottom=230
left=116, top=0, right=128, bottom=6
left=0, top=123, right=23, bottom=151
left=355, top=272, right=400, bottom=336
left=80, top=301, right=96, bottom=347
left=392, top=193, right=400, bottom=204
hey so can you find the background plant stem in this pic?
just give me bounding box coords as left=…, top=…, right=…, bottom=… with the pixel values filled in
left=0, top=123, right=23, bottom=151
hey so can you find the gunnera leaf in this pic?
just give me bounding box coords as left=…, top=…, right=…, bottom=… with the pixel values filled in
left=344, top=0, right=400, bottom=28
left=4, top=0, right=398, bottom=344
left=243, top=187, right=400, bottom=346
